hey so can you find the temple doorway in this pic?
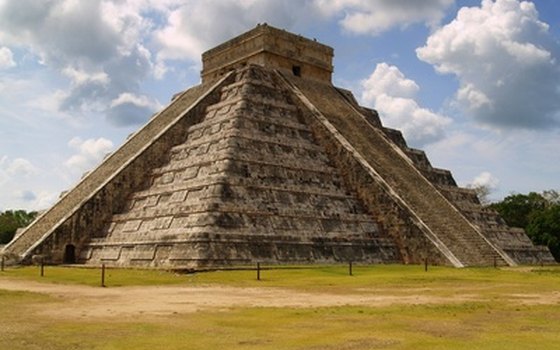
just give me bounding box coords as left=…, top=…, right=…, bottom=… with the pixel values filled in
left=63, top=244, right=76, bottom=264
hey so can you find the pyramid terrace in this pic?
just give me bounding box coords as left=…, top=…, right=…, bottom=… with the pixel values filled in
left=1, top=24, right=554, bottom=269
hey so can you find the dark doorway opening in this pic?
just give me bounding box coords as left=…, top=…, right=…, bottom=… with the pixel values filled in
left=292, top=65, right=301, bottom=77
left=63, top=244, right=76, bottom=264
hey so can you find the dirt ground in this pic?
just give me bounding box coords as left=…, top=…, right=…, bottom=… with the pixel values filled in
left=2, top=278, right=559, bottom=320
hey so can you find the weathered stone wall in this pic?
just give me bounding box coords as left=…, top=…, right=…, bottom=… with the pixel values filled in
left=202, top=24, right=333, bottom=83
left=3, top=75, right=233, bottom=264
left=283, top=72, right=514, bottom=267
left=337, top=80, right=555, bottom=265
left=5, top=24, right=553, bottom=269
left=293, top=110, right=448, bottom=264
left=283, top=77, right=449, bottom=265
left=367, top=110, right=554, bottom=263
left=81, top=65, right=400, bottom=268
left=435, top=185, right=555, bottom=264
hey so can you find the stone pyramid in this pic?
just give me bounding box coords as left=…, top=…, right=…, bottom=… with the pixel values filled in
left=2, top=24, right=554, bottom=268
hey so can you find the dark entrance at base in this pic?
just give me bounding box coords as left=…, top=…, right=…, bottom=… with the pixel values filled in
left=63, top=244, right=76, bottom=264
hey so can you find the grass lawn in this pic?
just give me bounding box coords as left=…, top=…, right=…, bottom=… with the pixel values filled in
left=1, top=264, right=559, bottom=349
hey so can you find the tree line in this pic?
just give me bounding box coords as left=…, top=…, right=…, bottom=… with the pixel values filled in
left=488, top=190, right=560, bottom=262
left=0, top=210, right=38, bottom=245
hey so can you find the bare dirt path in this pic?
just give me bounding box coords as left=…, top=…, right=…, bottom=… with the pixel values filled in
left=0, top=278, right=473, bottom=319
left=1, top=278, right=558, bottom=320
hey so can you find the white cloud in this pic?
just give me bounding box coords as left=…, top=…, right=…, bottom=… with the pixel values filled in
left=152, top=0, right=454, bottom=66
left=110, top=92, right=159, bottom=110
left=28, top=90, right=71, bottom=117
left=424, top=126, right=560, bottom=201
left=417, top=0, right=560, bottom=129
left=0, top=46, right=16, bottom=68
left=362, top=63, right=419, bottom=100
left=153, top=0, right=317, bottom=64
left=107, top=92, right=162, bottom=126
left=0, top=1, right=119, bottom=64
left=62, top=66, right=110, bottom=86
left=65, top=137, right=114, bottom=173
left=155, top=9, right=207, bottom=63
left=6, top=188, right=58, bottom=211
left=456, top=84, right=492, bottom=110
left=0, top=157, right=47, bottom=210
left=15, top=189, right=37, bottom=202
left=361, top=63, right=451, bottom=146
left=5, top=157, right=36, bottom=177
left=313, top=0, right=454, bottom=35
left=0, top=0, right=457, bottom=128
left=470, top=171, right=500, bottom=189
left=426, top=130, right=502, bottom=166
left=0, top=0, right=157, bottom=126
left=33, top=190, right=59, bottom=210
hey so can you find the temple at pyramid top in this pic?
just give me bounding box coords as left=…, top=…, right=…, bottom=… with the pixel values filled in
left=201, top=24, right=334, bottom=83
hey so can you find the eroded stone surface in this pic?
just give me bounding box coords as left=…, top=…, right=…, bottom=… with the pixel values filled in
left=2, top=25, right=553, bottom=268
left=82, top=67, right=400, bottom=268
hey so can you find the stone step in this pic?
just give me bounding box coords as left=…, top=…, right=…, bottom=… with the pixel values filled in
left=82, top=232, right=401, bottom=267
left=113, top=196, right=375, bottom=223
left=156, top=154, right=338, bottom=177
left=185, top=107, right=311, bottom=140
left=287, top=75, right=508, bottom=267
left=1, top=79, right=221, bottom=260
left=405, top=148, right=432, bottom=169
left=105, top=220, right=381, bottom=243
left=129, top=174, right=355, bottom=204
left=421, top=168, right=457, bottom=187
left=81, top=66, right=401, bottom=268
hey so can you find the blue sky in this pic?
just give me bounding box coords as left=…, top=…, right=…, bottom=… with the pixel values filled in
left=0, top=0, right=559, bottom=211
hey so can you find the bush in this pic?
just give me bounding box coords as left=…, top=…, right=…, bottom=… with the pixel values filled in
left=489, top=191, right=559, bottom=262
left=527, top=205, right=560, bottom=261
left=0, top=210, right=37, bottom=244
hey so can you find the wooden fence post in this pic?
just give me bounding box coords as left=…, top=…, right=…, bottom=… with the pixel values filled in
left=101, top=264, right=106, bottom=287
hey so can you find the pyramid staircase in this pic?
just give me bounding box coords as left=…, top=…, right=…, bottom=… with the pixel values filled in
left=282, top=73, right=514, bottom=266
left=0, top=75, right=229, bottom=264
left=3, top=24, right=553, bottom=268
left=80, top=66, right=401, bottom=267
left=358, top=109, right=555, bottom=265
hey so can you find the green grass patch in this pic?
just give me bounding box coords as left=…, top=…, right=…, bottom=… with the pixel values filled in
left=3, top=302, right=560, bottom=350
left=185, top=264, right=560, bottom=296
left=0, top=289, right=55, bottom=349
left=2, top=264, right=560, bottom=349
left=0, top=265, right=188, bottom=287
left=2, top=264, right=560, bottom=294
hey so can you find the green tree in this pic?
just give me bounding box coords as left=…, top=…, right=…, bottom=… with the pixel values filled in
left=488, top=192, right=548, bottom=228
left=526, top=205, right=560, bottom=261
left=489, top=191, right=560, bottom=262
left=0, top=210, right=38, bottom=244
